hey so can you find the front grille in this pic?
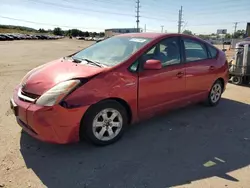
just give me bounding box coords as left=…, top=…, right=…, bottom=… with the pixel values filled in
left=21, top=90, right=40, bottom=99
left=18, top=89, right=40, bottom=103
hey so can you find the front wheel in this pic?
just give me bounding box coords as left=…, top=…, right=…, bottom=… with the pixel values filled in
left=80, top=100, right=128, bottom=146
left=205, top=80, right=223, bottom=107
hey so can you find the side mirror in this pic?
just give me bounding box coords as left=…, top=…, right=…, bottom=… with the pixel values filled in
left=222, top=49, right=227, bottom=52
left=144, top=59, right=162, bottom=70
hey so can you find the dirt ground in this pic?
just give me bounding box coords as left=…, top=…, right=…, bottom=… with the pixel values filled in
left=0, top=39, right=250, bottom=188
left=214, top=44, right=235, bottom=61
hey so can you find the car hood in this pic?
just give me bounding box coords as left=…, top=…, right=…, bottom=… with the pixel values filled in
left=21, top=58, right=108, bottom=96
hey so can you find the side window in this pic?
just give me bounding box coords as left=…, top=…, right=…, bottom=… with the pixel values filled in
left=129, top=60, right=139, bottom=72
left=207, top=45, right=218, bottom=58
left=183, top=38, right=208, bottom=62
left=142, top=37, right=181, bottom=67
left=147, top=46, right=156, bottom=55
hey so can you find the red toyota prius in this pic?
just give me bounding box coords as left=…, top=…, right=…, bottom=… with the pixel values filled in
left=10, top=33, right=229, bottom=146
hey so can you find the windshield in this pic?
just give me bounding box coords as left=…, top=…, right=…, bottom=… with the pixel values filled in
left=72, top=36, right=152, bottom=67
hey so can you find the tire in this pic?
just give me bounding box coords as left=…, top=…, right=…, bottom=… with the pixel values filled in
left=205, top=80, right=223, bottom=107
left=231, top=76, right=242, bottom=85
left=80, top=100, right=128, bottom=146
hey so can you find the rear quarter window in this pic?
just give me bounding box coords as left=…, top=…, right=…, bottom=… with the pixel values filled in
left=207, top=45, right=218, bottom=58
left=183, top=38, right=208, bottom=62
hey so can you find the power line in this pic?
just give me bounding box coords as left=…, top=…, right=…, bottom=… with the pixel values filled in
left=24, top=0, right=174, bottom=22
left=141, top=15, right=177, bottom=22
left=140, top=0, right=250, bottom=17
left=24, top=0, right=134, bottom=17
left=91, top=0, right=134, bottom=5
left=62, top=0, right=134, bottom=10
left=0, top=15, right=105, bottom=30
left=90, top=0, right=134, bottom=5
left=10, top=0, right=215, bottom=24
left=181, top=21, right=188, bottom=32
left=139, top=1, right=250, bottom=18
left=185, top=5, right=250, bottom=17
left=187, top=3, right=250, bottom=13
left=141, top=0, right=247, bottom=8
left=187, top=21, right=247, bottom=27
left=2, top=0, right=248, bottom=34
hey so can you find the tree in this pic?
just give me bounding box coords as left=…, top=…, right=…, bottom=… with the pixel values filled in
left=69, top=29, right=84, bottom=37
left=83, top=31, right=90, bottom=37
left=38, top=28, right=46, bottom=33
left=225, top=33, right=232, bottom=39
left=99, top=32, right=105, bottom=37
left=182, top=30, right=193, bottom=35
left=65, top=29, right=71, bottom=36
left=53, top=27, right=64, bottom=36
left=233, top=30, right=246, bottom=38
left=198, top=34, right=210, bottom=40
left=47, top=29, right=53, bottom=34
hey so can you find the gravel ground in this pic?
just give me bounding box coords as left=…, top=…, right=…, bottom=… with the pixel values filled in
left=0, top=39, right=250, bottom=188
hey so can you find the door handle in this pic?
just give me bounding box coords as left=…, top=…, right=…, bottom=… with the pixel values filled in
left=176, top=72, right=184, bottom=78
left=209, top=66, right=215, bottom=70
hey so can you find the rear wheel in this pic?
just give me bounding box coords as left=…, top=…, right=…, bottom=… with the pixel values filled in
left=80, top=100, right=128, bottom=146
left=205, top=80, right=223, bottom=107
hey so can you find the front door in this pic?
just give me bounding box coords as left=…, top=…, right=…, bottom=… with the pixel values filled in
left=138, top=37, right=186, bottom=118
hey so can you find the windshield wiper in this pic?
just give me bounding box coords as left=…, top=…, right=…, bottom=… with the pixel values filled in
left=66, top=56, right=105, bottom=68
left=80, top=58, right=105, bottom=68
left=64, top=56, right=82, bottom=63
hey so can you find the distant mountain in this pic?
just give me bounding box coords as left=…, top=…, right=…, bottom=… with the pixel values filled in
left=0, top=25, right=37, bottom=32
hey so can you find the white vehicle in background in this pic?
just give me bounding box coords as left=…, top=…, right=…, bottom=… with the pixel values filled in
left=76, top=36, right=85, bottom=40
left=95, top=37, right=105, bottom=43
left=93, top=37, right=99, bottom=41
left=85, top=37, right=93, bottom=41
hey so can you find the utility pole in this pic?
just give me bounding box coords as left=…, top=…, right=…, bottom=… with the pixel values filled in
left=135, top=0, right=140, bottom=33
left=161, top=25, right=164, bottom=33
left=233, top=22, right=238, bottom=37
left=178, top=6, right=183, bottom=34
left=144, top=24, right=146, bottom=32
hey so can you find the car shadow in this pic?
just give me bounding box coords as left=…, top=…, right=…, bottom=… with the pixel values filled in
left=20, top=98, right=250, bottom=188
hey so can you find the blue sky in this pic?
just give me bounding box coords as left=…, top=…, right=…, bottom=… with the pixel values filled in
left=0, top=0, right=249, bottom=34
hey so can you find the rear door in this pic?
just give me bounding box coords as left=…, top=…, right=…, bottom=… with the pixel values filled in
left=181, top=37, right=217, bottom=101
left=138, top=37, right=187, bottom=118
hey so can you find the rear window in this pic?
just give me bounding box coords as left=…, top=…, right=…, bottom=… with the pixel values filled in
left=207, top=45, right=218, bottom=58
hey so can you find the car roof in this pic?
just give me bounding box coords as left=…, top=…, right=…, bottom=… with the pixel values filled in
left=116, top=32, right=178, bottom=39
left=116, top=32, right=202, bottom=40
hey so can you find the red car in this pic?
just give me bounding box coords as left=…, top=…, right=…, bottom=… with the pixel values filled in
left=10, top=33, right=229, bottom=146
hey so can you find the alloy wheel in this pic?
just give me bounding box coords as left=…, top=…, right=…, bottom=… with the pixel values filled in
left=210, top=83, right=222, bottom=103
left=92, top=108, right=123, bottom=141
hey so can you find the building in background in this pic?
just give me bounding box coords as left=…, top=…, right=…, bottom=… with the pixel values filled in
left=104, top=28, right=141, bottom=37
